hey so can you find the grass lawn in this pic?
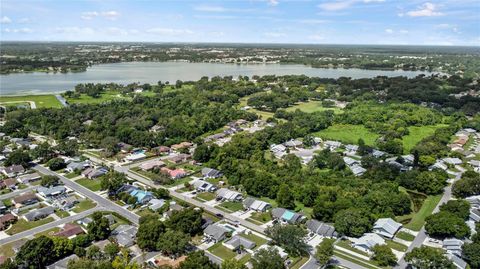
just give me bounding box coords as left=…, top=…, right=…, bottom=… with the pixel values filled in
left=290, top=256, right=310, bottom=269
left=239, top=233, right=268, bottom=248
left=402, top=125, right=448, bottom=153
left=65, top=172, right=80, bottom=179
left=217, top=201, right=244, bottom=212
left=335, top=240, right=370, bottom=257
left=66, top=90, right=131, bottom=105
left=0, top=189, right=11, bottom=195
left=0, top=241, right=18, bottom=258
left=34, top=227, right=61, bottom=237
left=286, top=101, right=343, bottom=114
left=72, top=200, right=96, bottom=213
left=165, top=177, right=193, bottom=188
left=0, top=94, right=62, bottom=108
left=397, top=193, right=442, bottom=231
left=396, top=231, right=415, bottom=241
left=208, top=243, right=237, bottom=260
left=386, top=240, right=408, bottom=252
left=238, top=96, right=274, bottom=120
left=248, top=211, right=272, bottom=223
left=333, top=250, right=381, bottom=269
left=196, top=192, right=216, bottom=201
left=75, top=178, right=102, bottom=192
left=238, top=253, right=251, bottom=264
left=55, top=210, right=70, bottom=218
left=314, top=124, right=380, bottom=146
left=6, top=217, right=55, bottom=235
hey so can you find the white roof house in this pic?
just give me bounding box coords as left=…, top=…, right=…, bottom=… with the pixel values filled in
left=373, top=218, right=402, bottom=238
left=125, top=152, right=147, bottom=162
left=216, top=188, right=243, bottom=202
left=243, top=197, right=271, bottom=212
left=443, top=238, right=464, bottom=256
left=430, top=161, right=448, bottom=171
left=343, top=157, right=359, bottom=166
left=350, top=165, right=367, bottom=176
left=193, top=179, right=217, bottom=192
left=351, top=233, right=386, bottom=253
left=442, top=157, right=463, bottom=165
left=324, top=140, right=341, bottom=150
left=283, top=139, right=303, bottom=148
left=139, top=160, right=165, bottom=171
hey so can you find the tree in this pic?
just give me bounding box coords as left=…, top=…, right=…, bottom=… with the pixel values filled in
left=265, top=224, right=309, bottom=257
left=405, top=246, right=454, bottom=269
left=67, top=258, right=114, bottom=269
left=86, top=245, right=103, bottom=260
left=87, top=212, right=111, bottom=240
left=334, top=208, right=373, bottom=237
left=15, top=235, right=55, bottom=268
left=314, top=238, right=334, bottom=267
left=250, top=247, right=286, bottom=269
left=52, top=236, right=74, bottom=260
left=112, top=249, right=139, bottom=269
left=425, top=212, right=470, bottom=238
left=136, top=214, right=165, bottom=251
left=31, top=142, right=55, bottom=163
left=5, top=149, right=31, bottom=167
left=47, top=157, right=67, bottom=171
left=221, top=259, right=247, bottom=269
left=276, top=184, right=295, bottom=209
left=439, top=200, right=470, bottom=220
left=101, top=171, right=126, bottom=194
left=193, top=144, right=216, bottom=163
left=0, top=259, right=17, bottom=269
left=415, top=171, right=448, bottom=195
left=372, top=245, right=397, bottom=266
left=452, top=172, right=480, bottom=198
left=104, top=243, right=120, bottom=261
left=166, top=208, right=203, bottom=235
left=179, top=251, right=218, bottom=269
left=157, top=230, right=190, bottom=257
left=462, top=241, right=480, bottom=269
left=40, top=175, right=60, bottom=187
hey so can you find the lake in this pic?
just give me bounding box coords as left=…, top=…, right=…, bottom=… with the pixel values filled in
left=0, top=62, right=437, bottom=95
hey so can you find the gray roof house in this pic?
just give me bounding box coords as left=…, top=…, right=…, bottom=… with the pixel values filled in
left=17, top=172, right=41, bottom=184
left=223, top=235, right=256, bottom=251
left=284, top=139, right=303, bottom=148
left=2, top=165, right=25, bottom=177
left=243, top=197, right=271, bottom=212
left=204, top=224, right=229, bottom=243
left=443, top=238, right=464, bottom=256
left=148, top=199, right=166, bottom=211
left=202, top=168, right=223, bottom=179
left=216, top=188, right=243, bottom=202
left=373, top=218, right=402, bottom=239
left=271, top=208, right=305, bottom=224
left=112, top=225, right=137, bottom=247
left=46, top=254, right=78, bottom=269
left=193, top=179, right=217, bottom=192
left=23, top=206, right=55, bottom=222
left=306, top=219, right=338, bottom=238
left=65, top=161, right=89, bottom=173
left=350, top=165, right=367, bottom=177
left=37, top=185, right=67, bottom=198
left=470, top=208, right=480, bottom=222
left=447, top=253, right=467, bottom=269
left=351, top=233, right=386, bottom=253
left=466, top=195, right=480, bottom=208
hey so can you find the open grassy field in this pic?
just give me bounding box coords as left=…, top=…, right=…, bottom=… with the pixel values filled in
left=76, top=178, right=102, bottom=192
left=286, top=101, right=343, bottom=114
left=66, top=90, right=131, bottom=105
left=6, top=217, right=55, bottom=235
left=314, top=124, right=380, bottom=146
left=402, top=125, right=448, bottom=153
left=196, top=192, right=216, bottom=201
left=217, top=201, right=244, bottom=212
left=239, top=232, right=268, bottom=248
left=72, top=199, right=96, bottom=213
left=0, top=95, right=62, bottom=108
left=208, top=243, right=237, bottom=260
left=397, top=193, right=442, bottom=231
left=248, top=211, right=272, bottom=223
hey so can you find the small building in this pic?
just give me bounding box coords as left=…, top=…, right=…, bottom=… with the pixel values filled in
left=442, top=158, right=463, bottom=166
left=306, top=219, right=338, bottom=238
left=442, top=238, right=464, bottom=256
left=430, top=161, right=448, bottom=171
left=270, top=144, right=287, bottom=158
left=350, top=165, right=367, bottom=177
left=0, top=213, right=17, bottom=231
left=153, top=146, right=171, bottom=154
left=37, top=185, right=67, bottom=198
left=324, top=141, right=342, bottom=150
left=65, top=162, right=89, bottom=173
left=54, top=223, right=85, bottom=239
left=283, top=139, right=303, bottom=148
left=470, top=208, right=480, bottom=222
left=139, top=160, right=165, bottom=171
left=447, top=253, right=467, bottom=269
left=0, top=201, right=6, bottom=213
left=125, top=152, right=147, bottom=162
left=271, top=208, right=305, bottom=224
left=243, top=197, right=271, bottom=212
left=2, top=165, right=25, bottom=177
left=373, top=218, right=402, bottom=239
left=17, top=172, right=42, bottom=184
left=168, top=154, right=191, bottom=164
left=201, top=168, right=223, bottom=179
left=343, top=157, right=359, bottom=166
left=345, top=144, right=359, bottom=154
left=193, top=180, right=217, bottom=192
left=204, top=224, right=230, bottom=243
left=171, top=142, right=193, bottom=151
left=216, top=188, right=243, bottom=202
left=161, top=167, right=188, bottom=179
left=82, top=167, right=108, bottom=179
left=223, top=235, right=256, bottom=251
left=129, top=189, right=154, bottom=204
left=112, top=224, right=138, bottom=247
left=46, top=254, right=78, bottom=269
left=372, top=149, right=386, bottom=158
left=12, top=193, right=39, bottom=207
left=148, top=199, right=166, bottom=211
left=53, top=196, right=79, bottom=211
left=23, top=206, right=55, bottom=222
left=117, top=142, right=133, bottom=153
left=351, top=233, right=386, bottom=253
left=2, top=178, right=18, bottom=189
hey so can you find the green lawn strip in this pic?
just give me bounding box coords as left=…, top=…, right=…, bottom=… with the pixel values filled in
left=66, top=91, right=131, bottom=105
left=258, top=197, right=278, bottom=208
left=208, top=243, right=237, bottom=260
left=248, top=211, right=272, bottom=223
left=55, top=210, right=70, bottom=218
left=333, top=250, right=382, bottom=269
left=402, top=125, right=448, bottom=154
left=164, top=177, right=193, bottom=188
left=34, top=227, right=61, bottom=237
left=0, top=94, right=62, bottom=108
left=313, top=124, right=380, bottom=146
left=286, top=101, right=343, bottom=114
left=75, top=178, right=102, bottom=192
left=239, top=233, right=268, bottom=249
left=0, top=189, right=12, bottom=195
left=65, top=172, right=80, bottom=179
left=335, top=240, right=371, bottom=257
left=237, top=253, right=251, bottom=264
left=6, top=217, right=55, bottom=235
left=196, top=192, right=216, bottom=201
left=217, top=201, right=244, bottom=212
left=400, top=194, right=442, bottom=231
left=385, top=240, right=408, bottom=252
left=72, top=200, right=96, bottom=213
left=0, top=241, right=18, bottom=258
left=290, top=256, right=310, bottom=269
left=395, top=231, right=415, bottom=241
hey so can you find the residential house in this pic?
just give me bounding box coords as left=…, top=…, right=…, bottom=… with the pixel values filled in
left=171, top=142, right=193, bottom=151
left=152, top=146, right=171, bottom=155
left=223, top=235, right=256, bottom=251
left=2, top=165, right=25, bottom=177
left=324, top=141, right=341, bottom=150
left=443, top=158, right=463, bottom=166
left=270, top=144, right=287, bottom=158
left=271, top=208, right=305, bottom=224
left=17, top=172, right=41, bottom=184
left=372, top=149, right=386, bottom=158
left=283, top=139, right=303, bottom=148
left=373, top=218, right=402, bottom=239
left=46, top=254, right=78, bottom=269
left=54, top=223, right=85, bottom=239
left=443, top=238, right=464, bottom=256
left=343, top=157, right=359, bottom=166
left=216, top=188, right=243, bottom=202
left=125, top=152, right=147, bottom=162
left=65, top=162, right=89, bottom=173
left=430, top=161, right=448, bottom=171
left=53, top=196, right=79, bottom=211
left=447, top=253, right=468, bottom=269
left=351, top=233, right=386, bottom=253
left=37, top=185, right=67, bottom=198
left=23, top=206, right=55, bottom=222
left=12, top=193, right=39, bottom=207
left=204, top=224, right=230, bottom=243
left=139, top=160, right=165, bottom=171
left=161, top=167, right=187, bottom=179
left=402, top=154, right=415, bottom=165
left=117, top=142, right=133, bottom=153
left=243, top=197, right=271, bottom=212
left=345, top=144, right=359, bottom=155
left=306, top=219, right=338, bottom=238
left=193, top=180, right=217, bottom=192
left=0, top=201, right=6, bottom=213
left=112, top=225, right=138, bottom=247
left=466, top=195, right=480, bottom=208
left=129, top=189, right=154, bottom=204
left=470, top=208, right=480, bottom=222
left=82, top=167, right=108, bottom=179
left=148, top=199, right=166, bottom=211
left=77, top=217, right=93, bottom=227
left=3, top=178, right=18, bottom=189
left=0, top=213, right=16, bottom=231
left=202, top=168, right=223, bottom=179
left=350, top=165, right=367, bottom=177
left=168, top=154, right=191, bottom=164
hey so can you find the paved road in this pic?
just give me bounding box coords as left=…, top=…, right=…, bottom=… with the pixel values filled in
left=34, top=165, right=140, bottom=225
left=0, top=207, right=99, bottom=245
left=0, top=186, right=38, bottom=201
left=55, top=95, right=69, bottom=107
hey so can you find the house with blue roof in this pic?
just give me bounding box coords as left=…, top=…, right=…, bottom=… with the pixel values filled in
left=129, top=189, right=154, bottom=204
left=271, top=208, right=306, bottom=224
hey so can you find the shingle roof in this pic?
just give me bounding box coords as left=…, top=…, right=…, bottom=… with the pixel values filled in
left=204, top=224, right=229, bottom=241
left=373, top=218, right=402, bottom=238
left=306, top=219, right=338, bottom=237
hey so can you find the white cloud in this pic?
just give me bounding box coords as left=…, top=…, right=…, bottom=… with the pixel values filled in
left=194, top=5, right=227, bottom=12
left=264, top=32, right=286, bottom=38
left=399, top=30, right=409, bottom=34
left=104, top=27, right=128, bottom=36
left=405, top=2, right=443, bottom=17
left=146, top=28, right=193, bottom=35
left=308, top=34, right=325, bottom=41
left=1, top=16, right=12, bottom=24
left=81, top=11, right=120, bottom=20
left=298, top=19, right=330, bottom=24
left=318, top=0, right=384, bottom=11
left=268, top=0, right=279, bottom=6
left=3, top=27, right=33, bottom=33
left=385, top=28, right=394, bottom=34
left=55, top=27, right=95, bottom=35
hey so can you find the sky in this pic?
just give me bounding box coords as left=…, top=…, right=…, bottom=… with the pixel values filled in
left=0, top=0, right=479, bottom=46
